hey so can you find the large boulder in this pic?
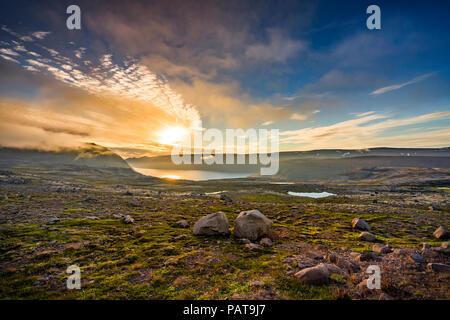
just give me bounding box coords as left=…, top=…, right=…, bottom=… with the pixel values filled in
left=427, top=263, right=450, bottom=273
left=352, top=218, right=371, bottom=231
left=193, top=212, right=230, bottom=236
left=234, top=210, right=273, bottom=241
left=433, top=226, right=450, bottom=239
left=294, top=264, right=329, bottom=285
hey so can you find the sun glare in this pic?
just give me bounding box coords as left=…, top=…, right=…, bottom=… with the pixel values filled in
left=161, top=174, right=181, bottom=180
left=157, top=126, right=188, bottom=146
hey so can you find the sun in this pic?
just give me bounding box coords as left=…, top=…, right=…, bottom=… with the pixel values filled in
left=157, top=126, right=188, bottom=146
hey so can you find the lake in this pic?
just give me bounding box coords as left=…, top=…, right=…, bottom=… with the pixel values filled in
left=287, top=191, right=336, bottom=198
left=132, top=168, right=254, bottom=181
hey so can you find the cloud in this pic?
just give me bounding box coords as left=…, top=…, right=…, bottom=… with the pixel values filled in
left=280, top=111, right=450, bottom=149
left=370, top=73, right=434, bottom=95
left=245, top=29, right=307, bottom=62
left=32, top=31, right=51, bottom=40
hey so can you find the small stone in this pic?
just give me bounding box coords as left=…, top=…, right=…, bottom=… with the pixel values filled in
left=359, top=231, right=376, bottom=242
left=249, top=281, right=265, bottom=287
left=321, top=263, right=348, bottom=276
left=113, top=214, right=123, bottom=219
left=441, top=242, right=449, bottom=249
left=175, top=220, right=189, bottom=228
left=379, top=293, right=393, bottom=300
left=130, top=199, right=140, bottom=207
left=86, top=216, right=99, bottom=220
left=433, top=226, right=450, bottom=239
left=244, top=243, right=263, bottom=251
left=123, top=215, right=134, bottom=224
left=352, top=218, right=371, bottom=231
left=328, top=254, right=360, bottom=273
left=239, top=238, right=251, bottom=244
left=420, top=243, right=430, bottom=250
left=220, top=194, right=233, bottom=202
left=259, top=237, right=273, bottom=247
left=294, top=264, right=329, bottom=285
left=427, top=263, right=450, bottom=273
left=372, top=243, right=392, bottom=254
left=357, top=252, right=380, bottom=262
left=48, top=218, right=60, bottom=224
left=408, top=254, right=426, bottom=264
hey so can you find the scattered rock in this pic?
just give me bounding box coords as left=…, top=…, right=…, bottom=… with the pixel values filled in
left=433, top=226, right=449, bottom=239
left=86, top=216, right=99, bottom=220
left=249, top=281, right=265, bottom=287
left=220, top=194, right=233, bottom=202
left=113, top=214, right=123, bottom=219
left=352, top=218, right=371, bottom=231
left=238, top=238, right=251, bottom=244
left=130, top=199, right=140, bottom=207
left=2, top=194, right=8, bottom=200
left=372, top=243, right=392, bottom=254
left=259, top=237, right=272, bottom=247
left=441, top=242, right=449, bottom=249
left=175, top=220, right=189, bottom=228
left=321, top=263, right=348, bottom=276
left=357, top=252, right=380, bottom=262
left=234, top=210, right=273, bottom=241
left=408, top=254, right=426, bottom=264
left=123, top=215, right=134, bottom=224
left=328, top=254, right=360, bottom=273
left=193, top=212, right=230, bottom=236
left=294, top=264, right=329, bottom=285
left=359, top=231, right=376, bottom=242
left=244, top=243, right=263, bottom=251
left=427, top=263, right=450, bottom=273
left=48, top=218, right=60, bottom=224
left=379, top=293, right=394, bottom=300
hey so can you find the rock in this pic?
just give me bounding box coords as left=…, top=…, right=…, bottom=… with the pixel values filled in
left=48, top=218, right=60, bottom=224
left=173, top=234, right=186, bottom=241
left=259, top=237, right=273, bottom=247
left=130, top=199, right=140, bottom=207
left=220, top=194, right=233, bottom=202
left=441, top=242, right=449, bottom=249
left=320, top=263, right=348, bottom=276
left=294, top=264, right=329, bottom=285
left=239, top=238, right=251, bottom=244
left=244, top=243, right=263, bottom=251
left=328, top=254, right=360, bottom=273
left=2, top=194, right=7, bottom=200
left=352, top=218, right=371, bottom=231
left=359, top=231, right=376, bottom=242
left=193, top=212, right=230, bottom=236
left=408, top=254, right=426, bottom=264
left=357, top=252, right=380, bottom=262
left=234, top=210, right=273, bottom=241
left=356, top=279, right=368, bottom=290
left=427, top=263, right=450, bottom=273
left=86, top=216, right=99, bottom=220
left=421, top=243, right=430, bottom=250
left=433, top=226, right=450, bottom=239
left=379, top=293, right=394, bottom=300
left=175, top=220, right=189, bottom=228
left=85, top=197, right=98, bottom=202
left=124, top=191, right=133, bottom=196
left=113, top=214, right=123, bottom=219
left=249, top=281, right=265, bottom=287
left=123, top=215, right=134, bottom=224
left=372, top=243, right=392, bottom=254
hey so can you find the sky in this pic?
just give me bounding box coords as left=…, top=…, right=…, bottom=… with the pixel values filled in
left=0, top=0, right=449, bottom=157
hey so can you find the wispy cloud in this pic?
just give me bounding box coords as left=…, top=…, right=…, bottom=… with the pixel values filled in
left=370, top=73, right=434, bottom=96
left=280, top=111, right=450, bottom=149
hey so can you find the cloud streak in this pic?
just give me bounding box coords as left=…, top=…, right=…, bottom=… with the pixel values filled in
left=370, top=73, right=434, bottom=95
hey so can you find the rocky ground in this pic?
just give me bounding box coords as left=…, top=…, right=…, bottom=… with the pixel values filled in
left=0, top=167, right=449, bottom=300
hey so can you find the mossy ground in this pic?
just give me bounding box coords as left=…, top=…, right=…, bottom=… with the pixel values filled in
left=0, top=168, right=449, bottom=299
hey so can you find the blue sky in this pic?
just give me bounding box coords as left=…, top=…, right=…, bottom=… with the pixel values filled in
left=0, top=0, right=449, bottom=156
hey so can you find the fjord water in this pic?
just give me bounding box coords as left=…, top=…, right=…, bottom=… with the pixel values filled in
left=132, top=167, right=254, bottom=181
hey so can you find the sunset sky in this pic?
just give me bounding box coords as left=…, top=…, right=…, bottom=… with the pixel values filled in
left=0, top=0, right=449, bottom=157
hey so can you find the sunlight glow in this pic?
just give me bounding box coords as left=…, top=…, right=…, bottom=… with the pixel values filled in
left=157, top=126, right=189, bottom=146
left=161, top=174, right=181, bottom=180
